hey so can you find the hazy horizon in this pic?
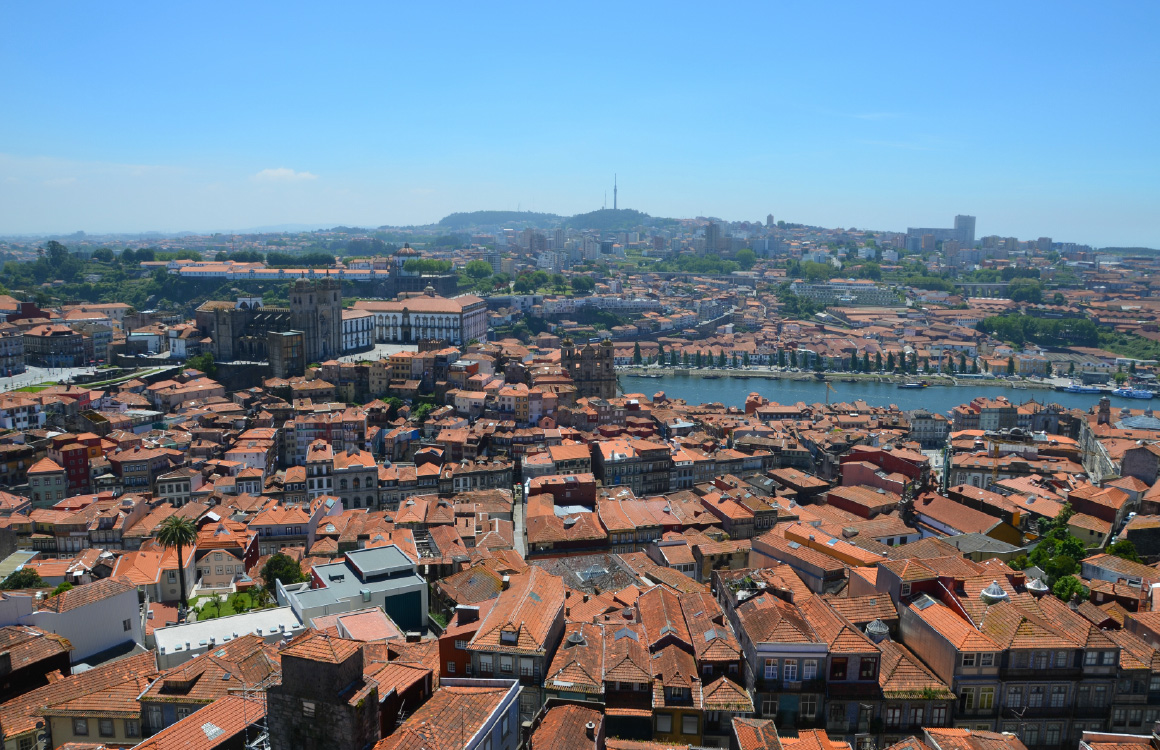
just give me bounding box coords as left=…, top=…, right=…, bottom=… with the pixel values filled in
left=2, top=2, right=1158, bottom=246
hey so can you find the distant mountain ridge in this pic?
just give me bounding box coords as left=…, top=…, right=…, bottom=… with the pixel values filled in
left=438, top=207, right=678, bottom=232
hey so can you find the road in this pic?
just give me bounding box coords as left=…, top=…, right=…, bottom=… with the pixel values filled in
left=512, top=482, right=527, bottom=556
left=0, top=365, right=98, bottom=393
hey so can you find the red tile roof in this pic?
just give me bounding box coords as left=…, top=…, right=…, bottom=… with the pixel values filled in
left=373, top=684, right=512, bottom=750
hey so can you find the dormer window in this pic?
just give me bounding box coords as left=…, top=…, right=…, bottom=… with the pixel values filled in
left=500, top=630, right=518, bottom=645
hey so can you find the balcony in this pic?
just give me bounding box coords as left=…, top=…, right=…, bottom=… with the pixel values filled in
left=1072, top=705, right=1109, bottom=719
left=1001, top=667, right=1083, bottom=681
left=828, top=682, right=882, bottom=700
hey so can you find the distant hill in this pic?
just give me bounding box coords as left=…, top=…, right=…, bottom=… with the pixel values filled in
left=439, top=211, right=563, bottom=230
left=564, top=208, right=677, bottom=231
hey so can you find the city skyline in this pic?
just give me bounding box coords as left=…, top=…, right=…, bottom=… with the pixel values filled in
left=1, top=2, right=1158, bottom=246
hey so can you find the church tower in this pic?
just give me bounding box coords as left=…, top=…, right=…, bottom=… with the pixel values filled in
left=290, top=279, right=344, bottom=363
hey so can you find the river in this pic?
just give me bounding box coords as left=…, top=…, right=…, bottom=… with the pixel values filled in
left=618, top=373, right=1114, bottom=416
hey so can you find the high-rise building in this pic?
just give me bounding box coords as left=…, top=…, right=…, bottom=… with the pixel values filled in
left=704, top=222, right=722, bottom=253
left=954, top=215, right=976, bottom=247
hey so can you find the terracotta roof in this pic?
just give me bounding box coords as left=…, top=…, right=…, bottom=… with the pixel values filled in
left=468, top=567, right=565, bottom=655
left=732, top=717, right=783, bottom=750
left=545, top=623, right=603, bottom=693
left=923, top=728, right=1027, bottom=750
left=702, top=675, right=754, bottom=711
left=530, top=703, right=602, bottom=750
left=0, top=625, right=72, bottom=670
left=373, top=684, right=512, bottom=750
left=280, top=630, right=361, bottom=664
left=141, top=634, right=280, bottom=704
left=0, top=651, right=156, bottom=739
left=132, top=695, right=266, bottom=750
left=909, top=597, right=1001, bottom=651
left=38, top=577, right=136, bottom=613
left=878, top=640, right=953, bottom=698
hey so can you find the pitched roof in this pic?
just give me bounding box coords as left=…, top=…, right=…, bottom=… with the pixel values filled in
left=38, top=577, right=136, bottom=613
left=468, top=567, right=565, bottom=655
left=280, top=630, right=361, bottom=664
left=373, top=684, right=512, bottom=750
left=141, top=634, right=280, bottom=704
left=530, top=704, right=602, bottom=750
left=545, top=623, right=603, bottom=693
left=0, top=651, right=157, bottom=739
left=732, top=717, right=783, bottom=750
left=132, top=695, right=266, bottom=750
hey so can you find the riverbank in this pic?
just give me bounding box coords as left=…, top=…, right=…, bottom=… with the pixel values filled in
left=616, top=366, right=1060, bottom=391
left=617, top=372, right=1108, bottom=414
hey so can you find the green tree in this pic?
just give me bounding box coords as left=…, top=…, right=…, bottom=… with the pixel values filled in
left=735, top=248, right=757, bottom=270
left=260, top=552, right=307, bottom=588
left=1045, top=360, right=1053, bottom=376
left=886, top=352, right=895, bottom=371
left=1052, top=575, right=1088, bottom=603
left=1108, top=539, right=1143, bottom=563
left=186, top=352, right=217, bottom=378
left=1115, top=371, right=1128, bottom=385
left=633, top=342, right=642, bottom=366
left=743, top=352, right=751, bottom=368
left=862, top=352, right=870, bottom=372
left=778, top=350, right=787, bottom=368
left=849, top=352, right=859, bottom=372
left=959, top=353, right=967, bottom=372
left=571, top=276, right=596, bottom=294
left=717, top=350, right=727, bottom=368
left=1007, top=357, right=1015, bottom=376
left=403, top=258, right=453, bottom=275
left=1053, top=292, right=1065, bottom=305
left=1, top=568, right=44, bottom=590
left=157, top=515, right=197, bottom=607
left=91, top=248, right=115, bottom=263
left=51, top=581, right=74, bottom=596
left=790, top=350, right=799, bottom=368
left=875, top=352, right=883, bottom=371
left=682, top=351, right=689, bottom=367
left=412, top=402, right=436, bottom=422
left=464, top=260, right=492, bottom=279
left=1068, top=362, right=1075, bottom=375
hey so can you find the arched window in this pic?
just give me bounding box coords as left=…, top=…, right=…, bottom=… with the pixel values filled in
left=339, top=479, right=347, bottom=490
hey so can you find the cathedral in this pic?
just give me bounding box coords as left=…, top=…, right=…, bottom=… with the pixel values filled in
left=560, top=337, right=617, bottom=399
left=196, top=279, right=344, bottom=374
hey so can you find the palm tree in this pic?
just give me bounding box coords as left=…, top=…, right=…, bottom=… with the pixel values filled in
left=156, top=516, right=197, bottom=608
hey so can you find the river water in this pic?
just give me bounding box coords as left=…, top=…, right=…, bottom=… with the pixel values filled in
left=618, top=373, right=1112, bottom=416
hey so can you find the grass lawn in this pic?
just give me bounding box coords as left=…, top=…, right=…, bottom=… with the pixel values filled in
left=193, top=592, right=257, bottom=621
left=15, top=383, right=56, bottom=392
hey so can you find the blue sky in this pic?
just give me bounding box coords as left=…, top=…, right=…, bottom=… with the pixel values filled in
left=2, top=2, right=1158, bottom=246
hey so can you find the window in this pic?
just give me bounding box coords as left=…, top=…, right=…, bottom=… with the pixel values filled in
left=1014, top=651, right=1029, bottom=668
left=859, top=657, right=877, bottom=680
left=656, top=713, right=673, bottom=733
left=167, top=570, right=177, bottom=583
left=931, top=706, right=947, bottom=725
left=980, top=653, right=994, bottom=667
left=501, top=714, right=510, bottom=738
left=147, top=706, right=162, bottom=728
left=500, top=655, right=513, bottom=673
left=1085, top=651, right=1099, bottom=666
left=123, top=619, right=132, bottom=631
left=979, top=687, right=994, bottom=710
left=830, top=658, right=847, bottom=680
left=479, top=655, right=493, bottom=672
left=1028, top=686, right=1044, bottom=708
left=176, top=707, right=192, bottom=720
left=99, top=720, right=115, bottom=738
left=783, top=659, right=798, bottom=682
left=803, top=659, right=818, bottom=680
left=1130, top=709, right=1144, bottom=727
left=910, top=707, right=924, bottom=727
left=520, top=657, right=533, bottom=677
left=1007, top=686, right=1023, bottom=707
left=801, top=696, right=817, bottom=719
left=901, top=583, right=911, bottom=597
left=1045, top=724, right=1061, bottom=746
left=1033, top=651, right=1048, bottom=669
left=1051, top=686, right=1067, bottom=708
left=762, top=698, right=778, bottom=717
left=886, top=707, right=902, bottom=728
left=1103, top=651, right=1117, bottom=666
left=962, top=653, right=976, bottom=667
left=1024, top=726, right=1039, bottom=746
left=74, top=719, right=89, bottom=736
left=829, top=703, right=845, bottom=723
left=19, top=737, right=34, bottom=750
left=454, top=639, right=467, bottom=650
left=1054, top=650, right=1069, bottom=668
left=765, top=658, right=778, bottom=680
left=961, top=687, right=976, bottom=710
left=682, top=715, right=699, bottom=735
left=1113, top=708, right=1127, bottom=725
left=447, top=661, right=455, bottom=673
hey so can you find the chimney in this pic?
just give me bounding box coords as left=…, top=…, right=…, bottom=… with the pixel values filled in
left=501, top=575, right=510, bottom=591
left=585, top=722, right=596, bottom=740
left=455, top=605, right=480, bottom=625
